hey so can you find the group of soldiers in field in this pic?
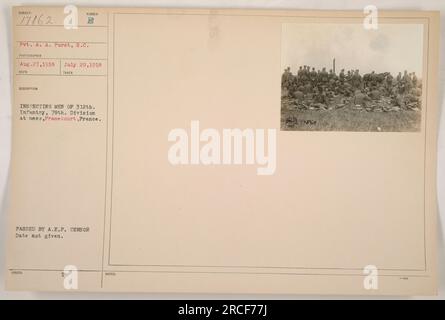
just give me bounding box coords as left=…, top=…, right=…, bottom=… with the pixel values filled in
left=281, top=65, right=422, bottom=112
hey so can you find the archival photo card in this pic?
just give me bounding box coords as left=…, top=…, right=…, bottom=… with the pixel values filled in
left=281, top=23, right=424, bottom=132
left=7, top=7, right=439, bottom=295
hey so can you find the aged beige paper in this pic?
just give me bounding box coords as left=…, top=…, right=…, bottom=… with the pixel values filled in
left=6, top=6, right=439, bottom=295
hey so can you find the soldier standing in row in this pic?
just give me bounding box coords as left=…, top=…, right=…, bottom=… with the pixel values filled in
left=281, top=63, right=421, bottom=110
left=352, top=70, right=362, bottom=90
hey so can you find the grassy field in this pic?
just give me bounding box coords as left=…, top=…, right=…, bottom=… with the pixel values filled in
left=281, top=105, right=421, bottom=132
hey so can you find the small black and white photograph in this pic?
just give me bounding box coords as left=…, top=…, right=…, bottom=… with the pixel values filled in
left=281, top=23, right=424, bottom=132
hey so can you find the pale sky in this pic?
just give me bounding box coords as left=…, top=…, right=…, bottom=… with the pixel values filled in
left=281, top=23, right=423, bottom=76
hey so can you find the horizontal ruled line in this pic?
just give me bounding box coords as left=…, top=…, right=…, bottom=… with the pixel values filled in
left=16, top=57, right=108, bottom=61
left=16, top=74, right=107, bottom=77
left=16, top=40, right=107, bottom=44
left=16, top=24, right=107, bottom=28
